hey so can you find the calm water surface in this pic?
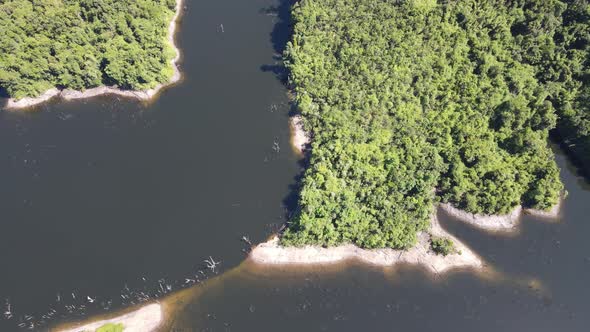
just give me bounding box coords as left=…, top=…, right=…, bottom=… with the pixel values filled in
left=0, top=0, right=588, bottom=331
left=170, top=149, right=590, bottom=332
left=0, top=0, right=298, bottom=330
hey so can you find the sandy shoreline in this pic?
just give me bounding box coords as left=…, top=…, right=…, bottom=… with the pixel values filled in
left=289, top=115, right=310, bottom=155
left=439, top=203, right=523, bottom=232
left=55, top=303, right=162, bottom=332
left=5, top=0, right=184, bottom=110
left=250, top=212, right=483, bottom=274
left=250, top=199, right=561, bottom=270
left=440, top=197, right=562, bottom=233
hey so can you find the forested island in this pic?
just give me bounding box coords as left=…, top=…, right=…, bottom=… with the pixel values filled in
left=277, top=0, right=589, bottom=250
left=0, top=0, right=181, bottom=108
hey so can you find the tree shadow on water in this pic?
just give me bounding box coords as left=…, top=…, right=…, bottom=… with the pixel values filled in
left=0, top=86, right=8, bottom=98
left=259, top=0, right=296, bottom=84
left=279, top=161, right=306, bottom=234
left=549, top=131, right=590, bottom=181
left=258, top=1, right=304, bottom=229
left=281, top=105, right=312, bottom=231
left=0, top=87, right=10, bottom=111
left=258, top=0, right=316, bottom=236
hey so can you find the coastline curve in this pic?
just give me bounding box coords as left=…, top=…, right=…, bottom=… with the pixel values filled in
left=55, top=303, right=162, bottom=332
left=439, top=203, right=523, bottom=232
left=4, top=0, right=184, bottom=110
left=249, top=213, right=484, bottom=274
left=440, top=197, right=563, bottom=234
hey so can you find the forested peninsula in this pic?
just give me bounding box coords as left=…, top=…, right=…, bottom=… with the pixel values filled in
left=279, top=0, right=589, bottom=249
left=0, top=0, right=181, bottom=108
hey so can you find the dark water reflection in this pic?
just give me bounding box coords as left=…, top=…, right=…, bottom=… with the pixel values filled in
left=171, top=150, right=590, bottom=332
left=0, top=0, right=298, bottom=330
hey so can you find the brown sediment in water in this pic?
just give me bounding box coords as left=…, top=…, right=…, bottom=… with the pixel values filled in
left=54, top=112, right=560, bottom=331
left=52, top=284, right=198, bottom=332
left=52, top=246, right=551, bottom=332
left=5, top=0, right=184, bottom=111
left=51, top=266, right=242, bottom=332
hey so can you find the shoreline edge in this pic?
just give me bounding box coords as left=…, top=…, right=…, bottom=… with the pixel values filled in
left=249, top=212, right=484, bottom=274
left=55, top=303, right=162, bottom=332
left=5, top=0, right=184, bottom=110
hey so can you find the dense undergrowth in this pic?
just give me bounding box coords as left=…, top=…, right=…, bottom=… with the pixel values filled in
left=0, top=0, right=177, bottom=100
left=282, top=0, right=589, bottom=248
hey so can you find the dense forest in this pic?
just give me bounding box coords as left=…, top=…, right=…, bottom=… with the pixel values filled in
left=0, top=0, right=177, bottom=100
left=282, top=0, right=589, bottom=249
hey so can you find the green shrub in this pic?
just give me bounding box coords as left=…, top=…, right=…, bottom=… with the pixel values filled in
left=430, top=237, right=455, bottom=256
left=96, top=323, right=124, bottom=332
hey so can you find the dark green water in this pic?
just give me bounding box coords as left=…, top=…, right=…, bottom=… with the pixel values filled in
left=0, top=0, right=589, bottom=331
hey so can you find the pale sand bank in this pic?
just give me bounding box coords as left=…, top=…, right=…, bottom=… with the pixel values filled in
left=5, top=0, right=184, bottom=110
left=440, top=203, right=523, bottom=232
left=250, top=213, right=483, bottom=274
left=56, top=303, right=162, bottom=332
left=440, top=197, right=562, bottom=233
left=289, top=115, right=310, bottom=155
left=6, top=88, right=62, bottom=109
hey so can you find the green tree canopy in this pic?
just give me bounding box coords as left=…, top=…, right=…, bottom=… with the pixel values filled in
left=0, top=0, right=177, bottom=100
left=281, top=0, right=580, bottom=249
